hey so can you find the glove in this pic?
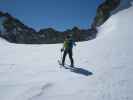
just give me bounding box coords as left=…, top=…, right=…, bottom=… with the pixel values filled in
left=61, top=48, right=64, bottom=52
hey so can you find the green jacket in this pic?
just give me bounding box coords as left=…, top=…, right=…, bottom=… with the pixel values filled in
left=63, top=39, right=76, bottom=49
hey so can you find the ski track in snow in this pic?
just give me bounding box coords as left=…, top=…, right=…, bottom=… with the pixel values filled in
left=26, top=83, right=53, bottom=100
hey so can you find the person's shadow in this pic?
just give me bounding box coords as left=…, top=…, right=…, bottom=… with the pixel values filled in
left=71, top=67, right=93, bottom=76
left=64, top=66, right=93, bottom=76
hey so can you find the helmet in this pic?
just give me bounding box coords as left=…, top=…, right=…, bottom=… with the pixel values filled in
left=66, top=34, right=72, bottom=39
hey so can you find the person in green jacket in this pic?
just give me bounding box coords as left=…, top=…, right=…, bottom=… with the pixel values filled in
left=61, top=35, right=76, bottom=67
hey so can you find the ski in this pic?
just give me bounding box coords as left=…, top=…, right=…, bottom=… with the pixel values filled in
left=58, top=60, right=68, bottom=69
left=58, top=60, right=75, bottom=70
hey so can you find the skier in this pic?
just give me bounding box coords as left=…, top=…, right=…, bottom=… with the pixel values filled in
left=61, top=35, right=76, bottom=67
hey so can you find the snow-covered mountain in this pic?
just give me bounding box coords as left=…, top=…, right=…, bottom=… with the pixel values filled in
left=0, top=11, right=96, bottom=44
left=0, top=1, right=133, bottom=100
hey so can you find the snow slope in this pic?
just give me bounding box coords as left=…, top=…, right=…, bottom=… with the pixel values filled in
left=0, top=2, right=133, bottom=100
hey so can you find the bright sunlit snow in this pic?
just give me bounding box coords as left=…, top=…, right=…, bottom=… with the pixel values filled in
left=0, top=1, right=133, bottom=100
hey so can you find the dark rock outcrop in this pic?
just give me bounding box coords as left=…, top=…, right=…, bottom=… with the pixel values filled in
left=0, top=11, right=38, bottom=44
left=91, top=0, right=120, bottom=28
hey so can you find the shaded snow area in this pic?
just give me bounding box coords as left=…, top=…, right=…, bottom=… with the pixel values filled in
left=0, top=2, right=133, bottom=100
left=112, top=0, right=133, bottom=14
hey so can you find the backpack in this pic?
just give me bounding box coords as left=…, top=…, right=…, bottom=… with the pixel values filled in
left=64, top=39, right=73, bottom=49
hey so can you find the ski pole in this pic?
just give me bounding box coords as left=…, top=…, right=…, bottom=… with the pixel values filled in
left=60, top=51, right=62, bottom=61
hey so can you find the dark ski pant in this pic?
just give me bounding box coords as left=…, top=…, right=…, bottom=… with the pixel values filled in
left=62, top=48, right=74, bottom=67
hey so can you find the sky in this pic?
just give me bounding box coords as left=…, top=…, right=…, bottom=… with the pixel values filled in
left=0, top=0, right=103, bottom=31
